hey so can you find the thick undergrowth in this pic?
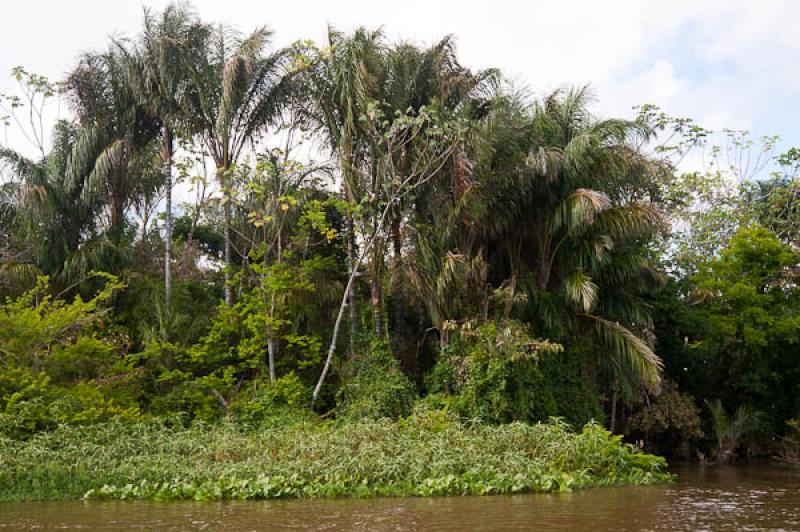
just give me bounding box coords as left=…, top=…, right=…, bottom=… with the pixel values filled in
left=0, top=415, right=670, bottom=502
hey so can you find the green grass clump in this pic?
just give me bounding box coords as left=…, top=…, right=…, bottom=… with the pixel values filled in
left=0, top=415, right=671, bottom=502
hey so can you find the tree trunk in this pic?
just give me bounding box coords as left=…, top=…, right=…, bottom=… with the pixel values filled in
left=260, top=279, right=277, bottom=383
left=267, top=293, right=277, bottom=382
left=266, top=231, right=282, bottom=382
left=163, top=129, right=173, bottom=314
left=344, top=190, right=358, bottom=357
left=453, top=150, right=471, bottom=201
left=391, top=215, right=411, bottom=372
left=481, top=244, right=490, bottom=320
left=371, top=247, right=382, bottom=338
left=369, top=171, right=383, bottom=338
left=313, top=197, right=394, bottom=403
left=222, top=169, right=233, bottom=307
left=110, top=198, right=126, bottom=244
left=610, top=386, right=619, bottom=433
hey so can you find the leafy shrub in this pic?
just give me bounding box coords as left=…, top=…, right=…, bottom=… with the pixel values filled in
left=0, top=368, right=140, bottom=439
left=626, top=381, right=703, bottom=457
left=534, top=346, right=604, bottom=427
left=0, top=274, right=123, bottom=368
left=427, top=320, right=563, bottom=423
left=0, top=274, right=140, bottom=439
left=148, top=367, right=233, bottom=423
left=774, top=419, right=800, bottom=465
left=140, top=287, right=324, bottom=422
left=336, top=340, right=417, bottom=421
left=230, top=373, right=313, bottom=428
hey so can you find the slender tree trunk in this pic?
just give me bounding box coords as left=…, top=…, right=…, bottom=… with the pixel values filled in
left=267, top=294, right=277, bottom=382
left=259, top=265, right=277, bottom=383
left=261, top=283, right=277, bottom=382
left=391, top=215, right=411, bottom=371
left=344, top=186, right=358, bottom=357
left=266, top=231, right=282, bottom=382
left=313, top=198, right=394, bottom=403
left=188, top=161, right=207, bottom=247
left=370, top=210, right=383, bottom=338
left=481, top=244, right=490, bottom=320
left=610, top=385, right=619, bottom=433
left=141, top=196, right=153, bottom=242
left=163, top=129, right=173, bottom=314
left=222, top=165, right=233, bottom=307
left=371, top=259, right=382, bottom=337
left=111, top=198, right=126, bottom=244
left=224, top=202, right=233, bottom=306
left=453, top=150, right=470, bottom=201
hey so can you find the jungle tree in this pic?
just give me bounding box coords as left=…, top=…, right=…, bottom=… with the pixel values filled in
left=183, top=23, right=296, bottom=306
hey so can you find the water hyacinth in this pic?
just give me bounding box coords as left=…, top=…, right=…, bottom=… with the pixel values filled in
left=0, top=415, right=670, bottom=502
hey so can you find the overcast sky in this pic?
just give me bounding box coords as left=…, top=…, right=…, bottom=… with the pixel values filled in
left=2, top=0, right=798, bottom=163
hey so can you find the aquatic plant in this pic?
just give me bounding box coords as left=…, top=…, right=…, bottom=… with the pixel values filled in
left=0, top=415, right=670, bottom=502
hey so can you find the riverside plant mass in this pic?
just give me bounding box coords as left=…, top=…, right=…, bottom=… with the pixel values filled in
left=1, top=1, right=799, bottom=529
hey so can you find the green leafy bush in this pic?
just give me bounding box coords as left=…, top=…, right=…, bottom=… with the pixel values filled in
left=336, top=340, right=417, bottom=421
left=230, top=373, right=313, bottom=428
left=141, top=284, right=324, bottom=422
left=0, top=367, right=141, bottom=439
left=0, top=274, right=141, bottom=438
left=626, top=381, right=703, bottom=457
left=774, top=419, right=800, bottom=465
left=148, top=366, right=234, bottom=423
left=427, top=320, right=563, bottom=423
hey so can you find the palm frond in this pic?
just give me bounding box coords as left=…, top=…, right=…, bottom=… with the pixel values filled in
left=592, top=202, right=667, bottom=242
left=552, top=188, right=611, bottom=233
left=564, top=271, right=598, bottom=312
left=585, top=314, right=662, bottom=393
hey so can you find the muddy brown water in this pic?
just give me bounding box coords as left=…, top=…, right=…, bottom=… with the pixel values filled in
left=1, top=463, right=798, bottom=530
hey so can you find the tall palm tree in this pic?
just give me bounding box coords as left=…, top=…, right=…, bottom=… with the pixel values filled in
left=183, top=24, right=296, bottom=306
left=478, top=87, right=665, bottom=392
left=0, top=121, right=104, bottom=285
left=124, top=3, right=209, bottom=312
left=302, top=27, right=385, bottom=350
left=305, top=30, right=498, bottom=347
left=66, top=49, right=162, bottom=245
left=379, top=36, right=498, bottom=366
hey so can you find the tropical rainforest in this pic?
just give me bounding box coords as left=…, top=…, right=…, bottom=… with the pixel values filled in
left=1, top=3, right=799, bottom=501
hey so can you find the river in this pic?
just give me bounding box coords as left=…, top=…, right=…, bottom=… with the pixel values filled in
left=1, top=463, right=798, bottom=530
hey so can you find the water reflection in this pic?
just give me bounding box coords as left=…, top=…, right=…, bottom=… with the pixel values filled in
left=1, top=463, right=798, bottom=530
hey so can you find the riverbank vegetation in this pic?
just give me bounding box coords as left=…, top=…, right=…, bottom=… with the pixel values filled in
left=1, top=3, right=799, bottom=499
left=0, top=416, right=669, bottom=502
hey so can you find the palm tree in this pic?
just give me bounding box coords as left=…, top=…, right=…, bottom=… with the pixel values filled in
left=379, top=36, right=498, bottom=367
left=305, top=30, right=498, bottom=348
left=66, top=49, right=162, bottom=245
left=302, top=27, right=385, bottom=349
left=183, top=24, right=296, bottom=306
left=0, top=121, right=101, bottom=285
left=477, top=87, right=665, bottom=392
left=706, top=399, right=761, bottom=462
left=123, top=3, right=209, bottom=312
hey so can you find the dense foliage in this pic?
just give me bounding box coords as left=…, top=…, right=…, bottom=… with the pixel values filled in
left=1, top=2, right=799, bottom=482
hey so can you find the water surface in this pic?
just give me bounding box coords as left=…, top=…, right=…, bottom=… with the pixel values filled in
left=1, top=463, right=798, bottom=530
